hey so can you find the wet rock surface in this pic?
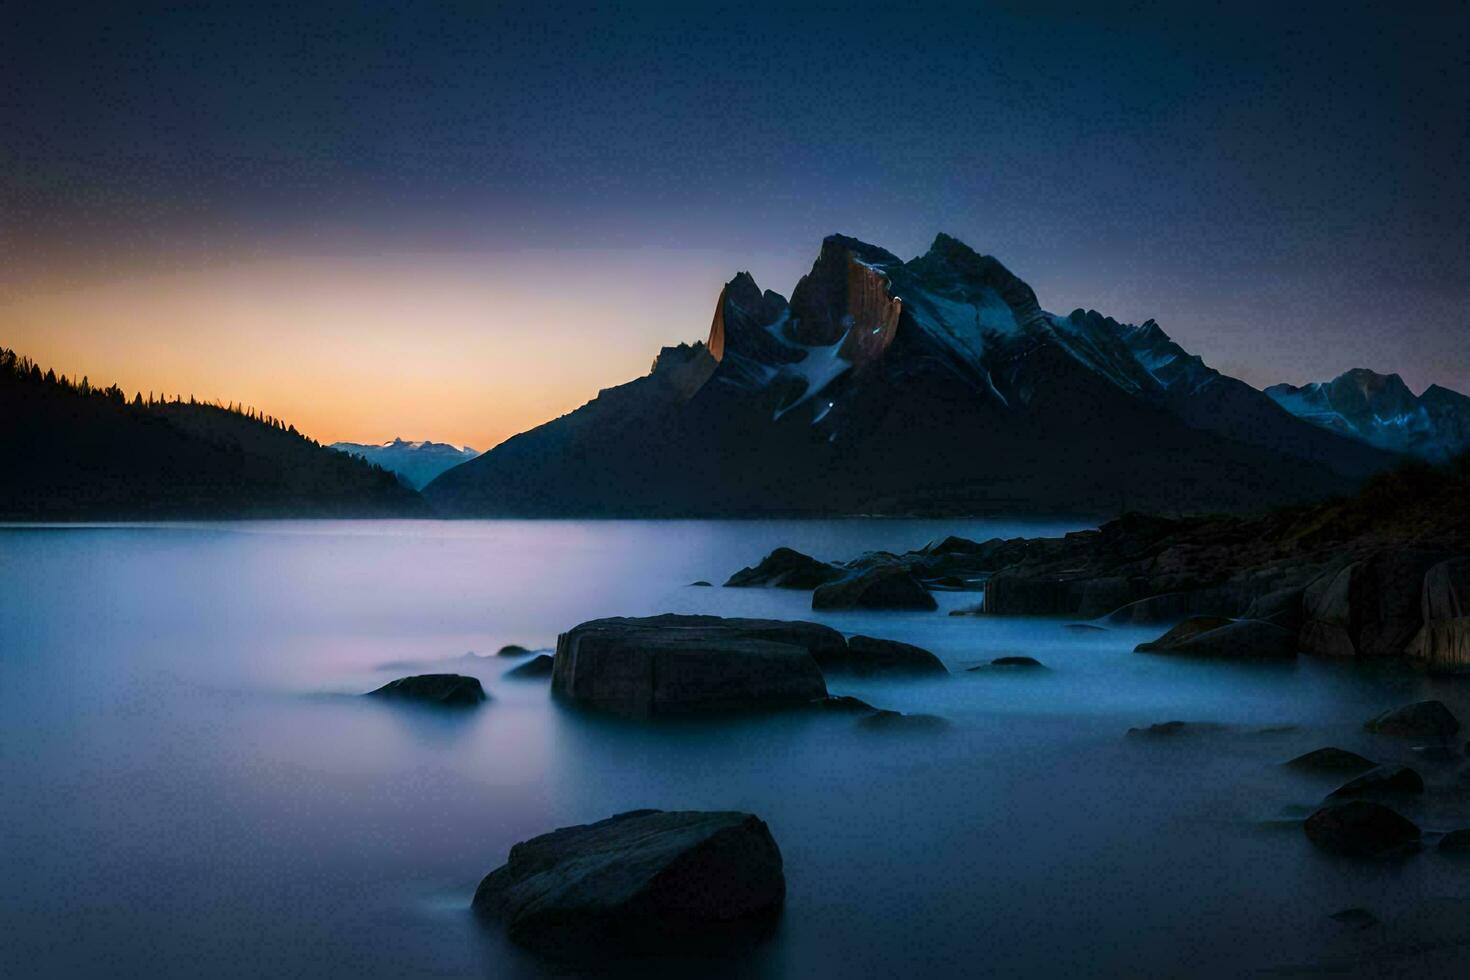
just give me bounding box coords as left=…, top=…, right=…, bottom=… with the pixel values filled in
left=1363, top=700, right=1461, bottom=737
left=724, top=548, right=845, bottom=589
left=365, top=673, right=488, bottom=707
left=1303, top=800, right=1420, bottom=857
left=812, top=565, right=938, bottom=611
left=551, top=615, right=833, bottom=718
left=472, top=809, right=785, bottom=957
left=505, top=654, right=554, bottom=680
left=829, top=635, right=947, bottom=676
left=1326, top=766, right=1424, bottom=800
left=1284, top=747, right=1377, bottom=774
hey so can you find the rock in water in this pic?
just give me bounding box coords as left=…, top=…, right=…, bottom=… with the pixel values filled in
left=505, top=654, right=554, bottom=680
left=473, top=809, right=785, bottom=957
left=1363, top=700, right=1461, bottom=736
left=1134, top=616, right=1233, bottom=651
left=1438, top=828, right=1470, bottom=852
left=1135, top=618, right=1296, bottom=658
left=551, top=615, right=832, bottom=718
left=365, top=674, right=487, bottom=707
left=811, top=565, right=937, bottom=611
left=1126, top=720, right=1225, bottom=737
left=724, top=548, right=844, bottom=589
left=1326, top=766, right=1424, bottom=800
left=1303, top=800, right=1420, bottom=857
left=858, top=709, right=949, bottom=732
left=1284, top=747, right=1376, bottom=774
left=829, top=635, right=947, bottom=676
left=989, top=656, right=1044, bottom=667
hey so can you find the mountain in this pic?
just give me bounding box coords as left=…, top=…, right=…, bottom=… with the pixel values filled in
left=1, top=348, right=426, bottom=520
left=425, top=233, right=1399, bottom=518
left=1265, top=369, right=1470, bottom=462
left=330, top=438, right=478, bottom=490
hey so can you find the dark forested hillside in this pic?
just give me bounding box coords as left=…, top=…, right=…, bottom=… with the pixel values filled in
left=0, top=348, right=427, bottom=519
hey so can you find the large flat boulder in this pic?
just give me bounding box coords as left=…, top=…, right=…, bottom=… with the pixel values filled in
left=365, top=673, right=487, bottom=708
left=473, top=809, right=784, bottom=956
left=724, top=548, right=845, bottom=589
left=551, top=615, right=832, bottom=718
left=812, top=565, right=937, bottom=611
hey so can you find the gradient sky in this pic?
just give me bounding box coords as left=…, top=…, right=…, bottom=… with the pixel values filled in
left=2, top=1, right=1466, bottom=450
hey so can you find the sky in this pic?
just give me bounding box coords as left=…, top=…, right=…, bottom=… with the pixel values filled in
left=1, top=0, right=1466, bottom=450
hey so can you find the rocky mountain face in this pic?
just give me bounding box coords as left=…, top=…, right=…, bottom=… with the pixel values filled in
left=1266, top=369, right=1470, bottom=462
left=426, top=233, right=1399, bottom=517
left=330, top=437, right=478, bottom=490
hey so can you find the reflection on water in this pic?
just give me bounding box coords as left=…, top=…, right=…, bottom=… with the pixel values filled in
left=1, top=520, right=1467, bottom=978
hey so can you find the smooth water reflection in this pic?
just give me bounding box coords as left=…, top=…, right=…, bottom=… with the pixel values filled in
left=2, top=520, right=1468, bottom=978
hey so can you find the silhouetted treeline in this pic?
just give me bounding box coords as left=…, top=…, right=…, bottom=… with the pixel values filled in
left=1, top=346, right=428, bottom=520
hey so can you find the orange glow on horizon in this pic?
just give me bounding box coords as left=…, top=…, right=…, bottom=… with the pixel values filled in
left=0, top=249, right=784, bottom=452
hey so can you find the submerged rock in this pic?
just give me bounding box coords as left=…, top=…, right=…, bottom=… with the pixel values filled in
left=689, top=580, right=713, bottom=587
left=1303, top=800, right=1420, bottom=857
left=828, top=635, right=947, bottom=676
left=505, top=654, right=555, bottom=680
left=365, top=673, right=488, bottom=707
left=1284, top=747, right=1376, bottom=774
left=968, top=656, right=1045, bottom=671
left=1326, top=765, right=1425, bottom=800
left=472, top=809, right=784, bottom=956
left=858, top=709, right=948, bottom=732
left=1134, top=616, right=1232, bottom=651
left=1363, top=700, right=1461, bottom=737
left=1126, top=720, right=1222, bottom=737
left=811, top=694, right=878, bottom=713
left=1135, top=617, right=1296, bottom=658
left=551, top=614, right=832, bottom=718
left=812, top=565, right=937, bottom=611
left=724, top=548, right=844, bottom=589
left=1438, top=828, right=1470, bottom=852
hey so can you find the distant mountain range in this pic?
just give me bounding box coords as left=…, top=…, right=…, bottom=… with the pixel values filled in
left=330, top=438, right=478, bottom=490
left=1266, top=370, right=1470, bottom=462
left=425, top=233, right=1406, bottom=518
left=1, top=348, right=425, bottom=520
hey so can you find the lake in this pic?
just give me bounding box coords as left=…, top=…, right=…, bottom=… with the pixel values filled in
left=2, top=520, right=1468, bottom=977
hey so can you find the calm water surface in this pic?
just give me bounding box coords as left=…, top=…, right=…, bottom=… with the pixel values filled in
left=3, top=520, right=1469, bottom=978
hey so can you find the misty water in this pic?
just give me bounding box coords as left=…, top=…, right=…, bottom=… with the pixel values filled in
left=3, top=520, right=1470, bottom=978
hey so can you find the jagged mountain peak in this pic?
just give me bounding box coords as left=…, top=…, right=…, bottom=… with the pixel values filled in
left=422, top=231, right=1406, bottom=517
left=1265, top=369, right=1469, bottom=461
